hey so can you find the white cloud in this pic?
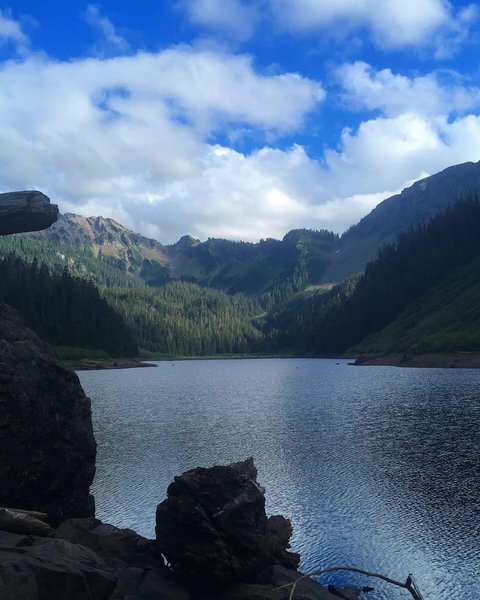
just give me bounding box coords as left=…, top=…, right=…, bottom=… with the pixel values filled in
left=268, top=0, right=478, bottom=53
left=179, top=0, right=259, bottom=41
left=337, top=61, right=480, bottom=117
left=0, top=36, right=479, bottom=243
left=0, top=47, right=325, bottom=242
left=0, top=9, right=30, bottom=56
left=85, top=4, right=129, bottom=56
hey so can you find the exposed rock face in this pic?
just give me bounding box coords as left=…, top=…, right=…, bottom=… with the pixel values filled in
left=0, top=520, right=190, bottom=600
left=0, top=190, right=58, bottom=235
left=155, top=458, right=300, bottom=584
left=0, top=303, right=96, bottom=524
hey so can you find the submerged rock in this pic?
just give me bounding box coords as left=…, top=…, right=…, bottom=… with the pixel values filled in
left=0, top=304, right=96, bottom=524
left=155, top=457, right=300, bottom=584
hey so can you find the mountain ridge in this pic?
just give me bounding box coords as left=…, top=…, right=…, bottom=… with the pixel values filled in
left=321, top=159, right=480, bottom=282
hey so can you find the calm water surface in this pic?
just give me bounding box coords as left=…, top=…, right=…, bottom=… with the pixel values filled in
left=79, top=359, right=480, bottom=600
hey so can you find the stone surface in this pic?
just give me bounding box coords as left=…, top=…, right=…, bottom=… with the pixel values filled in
left=0, top=508, right=54, bottom=537
left=155, top=458, right=300, bottom=584
left=111, top=567, right=190, bottom=600
left=0, top=535, right=117, bottom=600
left=0, top=522, right=191, bottom=600
left=0, top=303, right=96, bottom=525
left=56, top=518, right=164, bottom=570
left=0, top=191, right=58, bottom=235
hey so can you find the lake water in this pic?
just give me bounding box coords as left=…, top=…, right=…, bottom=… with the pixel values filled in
left=79, top=358, right=480, bottom=599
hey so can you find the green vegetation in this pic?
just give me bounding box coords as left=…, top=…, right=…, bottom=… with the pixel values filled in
left=354, top=256, right=480, bottom=353
left=2, top=193, right=480, bottom=360
left=0, top=254, right=138, bottom=357
left=104, top=282, right=263, bottom=355
left=262, top=196, right=480, bottom=354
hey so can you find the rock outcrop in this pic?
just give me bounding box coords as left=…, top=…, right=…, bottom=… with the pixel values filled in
left=155, top=457, right=300, bottom=585
left=0, top=190, right=58, bottom=235
left=0, top=303, right=96, bottom=524
left=0, top=461, right=360, bottom=600
left=0, top=514, right=349, bottom=600
left=0, top=190, right=96, bottom=524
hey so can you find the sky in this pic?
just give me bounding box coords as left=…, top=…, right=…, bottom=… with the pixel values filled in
left=0, top=1, right=479, bottom=243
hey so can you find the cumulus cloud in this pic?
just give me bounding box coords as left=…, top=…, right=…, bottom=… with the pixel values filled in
left=267, top=0, right=478, bottom=53
left=0, top=24, right=479, bottom=243
left=179, top=0, right=259, bottom=42
left=85, top=4, right=129, bottom=56
left=0, top=46, right=325, bottom=242
left=337, top=61, right=480, bottom=117
left=0, top=9, right=30, bottom=56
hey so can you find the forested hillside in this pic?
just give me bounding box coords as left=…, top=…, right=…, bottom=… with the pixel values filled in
left=262, top=196, right=480, bottom=354
left=105, top=283, right=263, bottom=355
left=0, top=236, right=266, bottom=356
left=0, top=254, right=137, bottom=357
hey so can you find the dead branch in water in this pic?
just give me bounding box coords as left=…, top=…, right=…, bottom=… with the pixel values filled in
left=275, top=565, right=424, bottom=600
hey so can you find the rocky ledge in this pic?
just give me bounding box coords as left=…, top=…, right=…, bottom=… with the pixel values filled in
left=0, top=460, right=362, bottom=600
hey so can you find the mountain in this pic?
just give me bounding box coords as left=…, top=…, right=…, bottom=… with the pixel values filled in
left=322, top=160, right=480, bottom=283
left=261, top=196, right=480, bottom=355
left=30, top=213, right=338, bottom=299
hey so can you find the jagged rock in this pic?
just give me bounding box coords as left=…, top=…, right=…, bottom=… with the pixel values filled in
left=0, top=303, right=96, bottom=525
left=0, top=191, right=58, bottom=235
left=155, top=458, right=300, bottom=584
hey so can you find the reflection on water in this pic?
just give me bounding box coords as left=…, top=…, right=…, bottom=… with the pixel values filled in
left=79, top=359, right=480, bottom=600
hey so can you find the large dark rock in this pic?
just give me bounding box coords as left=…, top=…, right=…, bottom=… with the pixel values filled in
left=0, top=523, right=191, bottom=600
left=155, top=458, right=300, bottom=584
left=0, top=191, right=58, bottom=235
left=0, top=303, right=96, bottom=524
left=0, top=532, right=117, bottom=600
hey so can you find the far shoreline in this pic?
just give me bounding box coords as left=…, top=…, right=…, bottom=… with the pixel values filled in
left=68, top=351, right=480, bottom=371
left=354, top=351, right=480, bottom=369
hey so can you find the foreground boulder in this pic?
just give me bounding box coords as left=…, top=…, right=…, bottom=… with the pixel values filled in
left=155, top=458, right=300, bottom=584
left=0, top=303, right=96, bottom=524
left=0, top=519, right=190, bottom=600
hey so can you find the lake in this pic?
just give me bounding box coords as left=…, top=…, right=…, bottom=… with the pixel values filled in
left=78, top=358, right=480, bottom=599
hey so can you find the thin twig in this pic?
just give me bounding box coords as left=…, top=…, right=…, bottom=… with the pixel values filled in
left=274, top=565, right=424, bottom=600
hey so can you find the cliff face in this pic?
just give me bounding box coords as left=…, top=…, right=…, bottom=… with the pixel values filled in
left=0, top=191, right=96, bottom=523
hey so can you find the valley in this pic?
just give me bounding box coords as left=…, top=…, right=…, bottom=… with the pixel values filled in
left=1, top=160, right=480, bottom=363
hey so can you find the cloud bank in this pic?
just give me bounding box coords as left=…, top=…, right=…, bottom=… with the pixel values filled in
left=0, top=8, right=479, bottom=243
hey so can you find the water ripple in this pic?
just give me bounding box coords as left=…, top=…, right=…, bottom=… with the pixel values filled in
left=79, top=359, right=480, bottom=600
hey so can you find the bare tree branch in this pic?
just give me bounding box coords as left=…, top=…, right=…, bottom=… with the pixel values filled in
left=275, top=565, right=424, bottom=600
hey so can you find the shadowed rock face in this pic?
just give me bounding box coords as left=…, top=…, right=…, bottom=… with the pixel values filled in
left=0, top=304, right=96, bottom=524
left=0, top=189, right=94, bottom=524
left=0, top=191, right=58, bottom=235
left=155, top=458, right=300, bottom=584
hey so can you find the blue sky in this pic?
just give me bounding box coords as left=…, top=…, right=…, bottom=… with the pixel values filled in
left=0, top=1, right=479, bottom=242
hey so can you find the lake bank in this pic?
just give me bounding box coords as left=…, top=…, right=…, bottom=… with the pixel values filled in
left=354, top=351, right=480, bottom=368
left=70, top=358, right=157, bottom=370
